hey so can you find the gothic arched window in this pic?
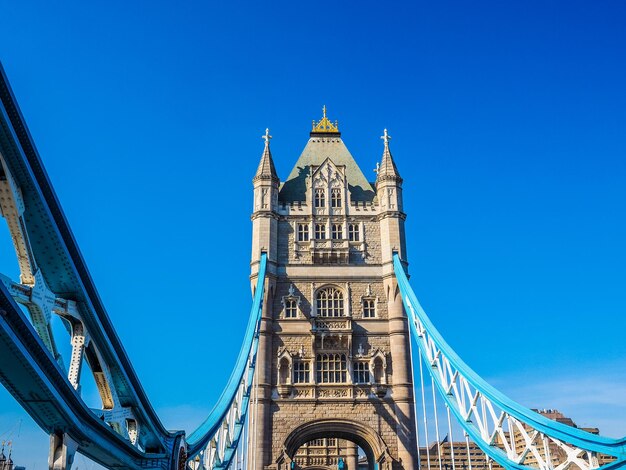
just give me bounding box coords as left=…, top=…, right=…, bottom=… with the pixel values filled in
left=314, top=224, right=326, bottom=240
left=331, top=188, right=342, bottom=208
left=316, top=287, right=344, bottom=317
left=348, top=224, right=360, bottom=241
left=331, top=224, right=343, bottom=240
left=297, top=223, right=309, bottom=242
left=314, top=188, right=325, bottom=208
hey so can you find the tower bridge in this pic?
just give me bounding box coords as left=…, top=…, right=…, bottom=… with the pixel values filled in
left=0, top=64, right=624, bottom=470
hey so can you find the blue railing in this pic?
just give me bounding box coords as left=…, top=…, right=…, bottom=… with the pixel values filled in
left=393, top=253, right=626, bottom=469
left=186, top=253, right=267, bottom=467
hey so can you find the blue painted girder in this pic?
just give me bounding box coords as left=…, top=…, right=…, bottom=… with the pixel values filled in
left=393, top=253, right=626, bottom=469
left=0, top=278, right=183, bottom=469
left=0, top=63, right=183, bottom=468
left=186, top=253, right=267, bottom=463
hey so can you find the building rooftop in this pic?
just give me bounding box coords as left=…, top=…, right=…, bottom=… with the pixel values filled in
left=278, top=107, right=376, bottom=203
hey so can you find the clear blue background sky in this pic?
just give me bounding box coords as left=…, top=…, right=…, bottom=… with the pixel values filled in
left=0, top=1, right=625, bottom=468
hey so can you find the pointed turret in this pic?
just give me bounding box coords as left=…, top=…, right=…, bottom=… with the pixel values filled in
left=376, top=128, right=406, bottom=265
left=253, top=128, right=279, bottom=184
left=251, top=128, right=280, bottom=267
left=376, top=128, right=402, bottom=183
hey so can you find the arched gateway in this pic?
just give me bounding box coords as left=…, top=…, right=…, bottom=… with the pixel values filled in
left=250, top=110, right=417, bottom=469
left=278, top=419, right=395, bottom=470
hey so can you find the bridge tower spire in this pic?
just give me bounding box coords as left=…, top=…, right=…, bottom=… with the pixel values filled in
left=375, top=129, right=416, bottom=467
left=252, top=128, right=280, bottom=264
left=251, top=128, right=280, bottom=470
left=376, top=128, right=405, bottom=262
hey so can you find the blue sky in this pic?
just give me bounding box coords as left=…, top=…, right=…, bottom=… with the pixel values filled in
left=0, top=1, right=625, bottom=468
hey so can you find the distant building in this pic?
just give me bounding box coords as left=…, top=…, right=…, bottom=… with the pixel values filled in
left=293, top=438, right=356, bottom=468
left=0, top=448, right=24, bottom=470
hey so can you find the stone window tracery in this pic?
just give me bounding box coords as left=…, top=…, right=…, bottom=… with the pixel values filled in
left=315, top=224, right=326, bottom=240
left=293, top=360, right=310, bottom=383
left=331, top=224, right=343, bottom=240
left=363, top=298, right=376, bottom=318
left=316, top=353, right=347, bottom=383
left=285, top=298, right=298, bottom=318
left=348, top=224, right=360, bottom=241
left=314, top=188, right=325, bottom=208
left=281, top=284, right=301, bottom=319
left=316, top=287, right=344, bottom=317
left=353, top=362, right=370, bottom=384
left=331, top=188, right=342, bottom=208
left=297, top=223, right=309, bottom=242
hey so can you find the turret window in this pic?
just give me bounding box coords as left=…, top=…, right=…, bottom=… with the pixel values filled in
left=281, top=284, right=301, bottom=319
left=314, top=224, right=326, bottom=240
left=314, top=189, right=325, bottom=208
left=353, top=362, right=370, bottom=384
left=297, top=223, right=309, bottom=242
left=348, top=224, right=360, bottom=241
left=363, top=298, right=376, bottom=318
left=316, top=287, right=344, bottom=317
left=331, top=188, right=342, bottom=208
left=293, top=361, right=310, bottom=383
left=285, top=298, right=298, bottom=318
left=316, top=353, right=347, bottom=383
left=331, top=224, right=343, bottom=240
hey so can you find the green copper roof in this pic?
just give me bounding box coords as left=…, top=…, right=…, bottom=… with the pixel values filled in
left=279, top=137, right=376, bottom=203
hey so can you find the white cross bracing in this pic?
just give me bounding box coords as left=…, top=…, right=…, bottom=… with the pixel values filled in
left=393, top=255, right=626, bottom=470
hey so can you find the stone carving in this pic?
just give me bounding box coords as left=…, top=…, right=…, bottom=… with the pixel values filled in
left=293, top=388, right=311, bottom=398
left=315, top=319, right=348, bottom=330
left=317, top=388, right=349, bottom=398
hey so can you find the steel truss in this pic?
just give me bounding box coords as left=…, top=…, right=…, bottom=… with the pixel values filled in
left=394, top=254, right=626, bottom=470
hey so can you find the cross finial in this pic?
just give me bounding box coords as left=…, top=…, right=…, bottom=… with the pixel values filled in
left=381, top=128, right=391, bottom=146
left=262, top=128, right=272, bottom=144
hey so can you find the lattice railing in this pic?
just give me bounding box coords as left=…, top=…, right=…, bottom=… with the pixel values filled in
left=393, top=254, right=626, bottom=470
left=186, top=253, right=267, bottom=469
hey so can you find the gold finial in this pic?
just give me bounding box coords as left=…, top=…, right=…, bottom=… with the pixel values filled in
left=262, top=128, right=272, bottom=144
left=311, top=106, right=340, bottom=134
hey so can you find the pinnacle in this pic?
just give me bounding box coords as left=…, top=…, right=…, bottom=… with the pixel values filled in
left=376, top=128, right=401, bottom=183
left=254, top=128, right=279, bottom=183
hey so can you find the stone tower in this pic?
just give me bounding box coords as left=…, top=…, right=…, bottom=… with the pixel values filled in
left=250, top=109, right=416, bottom=470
